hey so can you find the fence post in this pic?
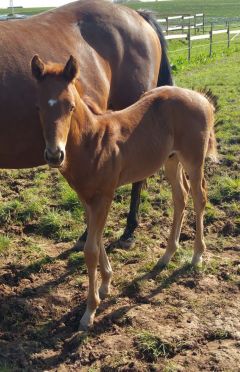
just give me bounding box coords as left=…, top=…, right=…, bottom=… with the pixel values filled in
left=227, top=22, right=230, bottom=48
left=166, top=17, right=169, bottom=35
left=209, top=23, right=213, bottom=57
left=194, top=15, right=197, bottom=35
left=203, top=13, right=205, bottom=34
left=188, top=25, right=191, bottom=61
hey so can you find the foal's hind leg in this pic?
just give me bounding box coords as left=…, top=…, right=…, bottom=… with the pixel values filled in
left=99, top=240, right=113, bottom=299
left=187, top=168, right=207, bottom=266
left=118, top=181, right=144, bottom=247
left=159, top=155, right=190, bottom=266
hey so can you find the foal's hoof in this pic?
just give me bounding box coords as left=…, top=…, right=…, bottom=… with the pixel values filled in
left=158, top=253, right=172, bottom=267
left=79, top=310, right=95, bottom=331
left=191, top=253, right=203, bottom=267
left=79, top=321, right=90, bottom=332
left=99, top=285, right=110, bottom=300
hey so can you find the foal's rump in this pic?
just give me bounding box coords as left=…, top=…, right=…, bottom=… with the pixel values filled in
left=147, top=86, right=216, bottom=162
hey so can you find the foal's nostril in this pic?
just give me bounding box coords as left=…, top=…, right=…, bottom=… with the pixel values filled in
left=44, top=148, right=64, bottom=166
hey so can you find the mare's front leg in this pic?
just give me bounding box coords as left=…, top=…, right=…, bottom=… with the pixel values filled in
left=159, top=155, right=190, bottom=266
left=80, top=194, right=113, bottom=330
left=118, top=181, right=144, bottom=247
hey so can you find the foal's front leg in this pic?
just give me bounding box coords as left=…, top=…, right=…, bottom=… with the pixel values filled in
left=75, top=181, right=144, bottom=249
left=80, top=195, right=112, bottom=330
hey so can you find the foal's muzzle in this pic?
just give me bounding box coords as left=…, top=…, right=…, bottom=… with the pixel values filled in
left=44, top=147, right=65, bottom=168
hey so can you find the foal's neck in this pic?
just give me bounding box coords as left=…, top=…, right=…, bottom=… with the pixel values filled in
left=71, top=86, right=97, bottom=141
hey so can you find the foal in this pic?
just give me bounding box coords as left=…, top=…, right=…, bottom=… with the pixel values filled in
left=31, top=55, right=217, bottom=329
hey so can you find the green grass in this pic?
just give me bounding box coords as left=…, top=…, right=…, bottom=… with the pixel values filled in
left=1, top=0, right=240, bottom=20
left=206, top=328, right=233, bottom=340
left=0, top=7, right=52, bottom=16
left=209, top=176, right=240, bottom=204
left=0, top=235, right=10, bottom=254
left=127, top=0, right=240, bottom=20
left=135, top=332, right=176, bottom=362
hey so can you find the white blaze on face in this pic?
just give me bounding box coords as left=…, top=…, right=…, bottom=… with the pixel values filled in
left=48, top=99, right=58, bottom=107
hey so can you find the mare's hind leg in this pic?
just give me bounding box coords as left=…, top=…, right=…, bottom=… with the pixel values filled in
left=118, top=181, right=144, bottom=247
left=73, top=201, right=89, bottom=250
left=159, top=155, right=190, bottom=266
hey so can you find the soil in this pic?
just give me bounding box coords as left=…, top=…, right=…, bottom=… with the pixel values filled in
left=0, top=208, right=239, bottom=371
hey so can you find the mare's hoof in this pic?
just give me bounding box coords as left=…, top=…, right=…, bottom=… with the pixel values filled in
left=74, top=230, right=88, bottom=251
left=117, top=236, right=135, bottom=249
left=73, top=239, right=85, bottom=251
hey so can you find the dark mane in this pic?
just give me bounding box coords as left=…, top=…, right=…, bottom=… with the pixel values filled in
left=198, top=87, right=219, bottom=112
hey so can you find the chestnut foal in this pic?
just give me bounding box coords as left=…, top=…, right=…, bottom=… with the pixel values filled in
left=31, top=55, right=217, bottom=329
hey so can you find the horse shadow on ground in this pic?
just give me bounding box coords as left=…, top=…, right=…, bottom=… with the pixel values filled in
left=0, top=241, right=200, bottom=371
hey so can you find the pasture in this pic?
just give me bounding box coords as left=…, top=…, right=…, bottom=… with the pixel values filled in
left=0, top=1, right=240, bottom=371
left=128, top=0, right=240, bottom=20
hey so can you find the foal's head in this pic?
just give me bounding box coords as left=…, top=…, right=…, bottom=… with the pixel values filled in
left=31, top=55, right=79, bottom=168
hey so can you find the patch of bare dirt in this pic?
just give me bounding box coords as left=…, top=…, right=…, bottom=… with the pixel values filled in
left=0, top=233, right=240, bottom=371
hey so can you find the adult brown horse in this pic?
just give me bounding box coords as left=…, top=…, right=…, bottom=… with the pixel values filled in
left=31, top=54, right=217, bottom=329
left=0, top=0, right=173, bottom=246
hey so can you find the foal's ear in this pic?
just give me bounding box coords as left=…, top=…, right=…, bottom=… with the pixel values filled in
left=31, top=55, right=45, bottom=81
left=63, top=55, right=79, bottom=83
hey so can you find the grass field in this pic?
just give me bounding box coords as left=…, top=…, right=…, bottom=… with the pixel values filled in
left=0, top=7, right=52, bottom=15
left=0, top=1, right=240, bottom=371
left=128, top=0, right=240, bottom=20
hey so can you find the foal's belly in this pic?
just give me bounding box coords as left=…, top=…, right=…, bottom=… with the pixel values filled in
left=118, top=152, right=168, bottom=187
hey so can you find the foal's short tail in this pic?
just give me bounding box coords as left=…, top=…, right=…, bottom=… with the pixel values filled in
left=207, top=128, right=219, bottom=163
left=202, top=88, right=219, bottom=163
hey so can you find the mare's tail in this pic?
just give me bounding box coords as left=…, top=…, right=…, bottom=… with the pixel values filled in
left=138, top=10, right=174, bottom=86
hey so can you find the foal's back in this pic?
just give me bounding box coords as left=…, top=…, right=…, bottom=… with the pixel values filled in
left=110, top=86, right=214, bottom=186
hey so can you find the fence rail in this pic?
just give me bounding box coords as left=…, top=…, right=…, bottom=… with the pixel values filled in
left=158, top=13, right=205, bottom=34
left=163, top=19, right=240, bottom=61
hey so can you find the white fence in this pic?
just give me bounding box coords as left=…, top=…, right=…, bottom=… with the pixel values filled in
left=158, top=13, right=205, bottom=35
left=159, top=18, right=240, bottom=61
